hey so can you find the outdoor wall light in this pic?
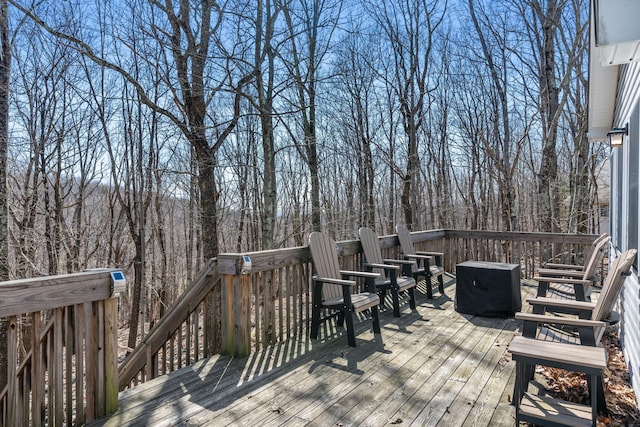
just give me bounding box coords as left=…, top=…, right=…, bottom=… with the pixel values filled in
left=608, top=124, right=628, bottom=148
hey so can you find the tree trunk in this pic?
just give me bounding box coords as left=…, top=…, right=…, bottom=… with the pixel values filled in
left=536, top=0, right=561, bottom=232
left=0, top=0, right=10, bottom=392
left=256, top=0, right=279, bottom=249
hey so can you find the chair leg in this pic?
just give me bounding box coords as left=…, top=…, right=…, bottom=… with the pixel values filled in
left=425, top=274, right=433, bottom=299
left=310, top=306, right=321, bottom=339
left=337, top=312, right=345, bottom=327
left=512, top=360, right=527, bottom=408
left=587, top=374, right=608, bottom=416
left=408, top=287, right=416, bottom=310
left=345, top=311, right=356, bottom=347
left=525, top=362, right=535, bottom=382
left=575, top=284, right=586, bottom=302
left=437, top=274, right=444, bottom=294
left=371, top=305, right=381, bottom=335
left=391, top=288, right=401, bottom=317
left=379, top=289, right=388, bottom=309
left=537, top=280, right=549, bottom=298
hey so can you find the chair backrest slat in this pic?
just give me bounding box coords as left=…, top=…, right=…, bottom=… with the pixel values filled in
left=582, top=233, right=609, bottom=268
left=396, top=225, right=420, bottom=273
left=309, top=232, right=343, bottom=301
left=359, top=227, right=386, bottom=285
left=582, top=235, right=611, bottom=280
left=591, top=249, right=637, bottom=323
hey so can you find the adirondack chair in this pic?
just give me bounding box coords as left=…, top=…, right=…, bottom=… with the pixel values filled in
left=520, top=248, right=636, bottom=346
left=541, top=233, right=609, bottom=272
left=308, top=231, right=382, bottom=347
left=395, top=225, right=445, bottom=299
left=534, top=234, right=611, bottom=301
left=358, top=227, right=417, bottom=317
left=511, top=249, right=637, bottom=423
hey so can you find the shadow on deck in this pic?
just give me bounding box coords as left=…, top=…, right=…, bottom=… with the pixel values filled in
left=90, top=276, right=539, bottom=427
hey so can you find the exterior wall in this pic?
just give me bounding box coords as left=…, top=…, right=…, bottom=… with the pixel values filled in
left=611, top=61, right=640, bottom=398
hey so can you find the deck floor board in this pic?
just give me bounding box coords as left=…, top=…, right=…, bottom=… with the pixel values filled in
left=90, top=276, right=542, bottom=427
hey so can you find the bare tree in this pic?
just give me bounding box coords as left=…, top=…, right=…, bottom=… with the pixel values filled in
left=0, top=0, right=9, bottom=393
left=253, top=0, right=281, bottom=249
left=367, top=0, right=447, bottom=230
left=333, top=31, right=379, bottom=230
left=279, top=0, right=343, bottom=232
left=468, top=0, right=520, bottom=231
left=561, top=0, right=590, bottom=234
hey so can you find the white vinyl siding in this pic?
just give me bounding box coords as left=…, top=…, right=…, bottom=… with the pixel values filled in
left=610, top=62, right=640, bottom=399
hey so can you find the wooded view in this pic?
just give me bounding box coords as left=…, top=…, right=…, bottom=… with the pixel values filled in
left=0, top=0, right=605, bottom=385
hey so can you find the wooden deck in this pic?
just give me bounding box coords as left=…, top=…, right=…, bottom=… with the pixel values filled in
left=90, top=276, right=539, bottom=427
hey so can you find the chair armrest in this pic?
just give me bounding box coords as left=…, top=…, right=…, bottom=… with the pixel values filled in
left=536, top=268, right=589, bottom=279
left=516, top=312, right=608, bottom=329
left=383, top=258, right=414, bottom=265
left=526, top=296, right=595, bottom=317
left=533, top=276, right=590, bottom=286
left=415, top=251, right=443, bottom=267
left=404, top=253, right=433, bottom=261
left=415, top=251, right=443, bottom=257
left=341, top=270, right=380, bottom=293
left=383, top=259, right=415, bottom=277
left=543, top=262, right=585, bottom=270
left=364, top=262, right=400, bottom=271
left=526, top=296, right=596, bottom=311
left=340, top=270, right=381, bottom=279
left=312, top=276, right=356, bottom=287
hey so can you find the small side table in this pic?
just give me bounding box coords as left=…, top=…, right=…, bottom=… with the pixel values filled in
left=509, top=336, right=606, bottom=426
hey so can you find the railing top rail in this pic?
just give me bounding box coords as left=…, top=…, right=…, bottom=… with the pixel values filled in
left=118, top=259, right=218, bottom=390
left=217, top=229, right=595, bottom=275
left=444, top=229, right=599, bottom=244
left=0, top=268, right=122, bottom=318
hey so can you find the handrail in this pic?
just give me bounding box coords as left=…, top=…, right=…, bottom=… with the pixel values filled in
left=118, top=258, right=219, bottom=390
left=0, top=269, right=119, bottom=317
left=0, top=269, right=123, bottom=426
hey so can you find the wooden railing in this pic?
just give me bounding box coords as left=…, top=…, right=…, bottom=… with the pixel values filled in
left=118, top=259, right=219, bottom=390
left=217, top=229, right=600, bottom=357
left=440, top=230, right=599, bottom=276
left=0, top=269, right=124, bottom=427
left=0, top=230, right=601, bottom=425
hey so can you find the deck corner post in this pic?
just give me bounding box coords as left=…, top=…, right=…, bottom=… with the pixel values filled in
left=221, top=263, right=251, bottom=358
left=234, top=273, right=251, bottom=357
left=221, top=272, right=236, bottom=356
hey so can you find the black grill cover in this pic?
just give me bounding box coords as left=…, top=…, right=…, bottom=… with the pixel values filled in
left=455, top=261, right=522, bottom=317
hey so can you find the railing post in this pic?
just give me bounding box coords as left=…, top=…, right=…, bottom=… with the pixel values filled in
left=104, top=297, right=119, bottom=415
left=220, top=255, right=251, bottom=357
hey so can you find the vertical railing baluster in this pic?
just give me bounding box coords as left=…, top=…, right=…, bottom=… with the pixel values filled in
left=75, top=304, right=85, bottom=426
left=7, top=315, right=17, bottom=427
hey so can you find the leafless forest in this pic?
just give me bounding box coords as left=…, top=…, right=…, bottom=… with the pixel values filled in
left=0, top=0, right=604, bottom=362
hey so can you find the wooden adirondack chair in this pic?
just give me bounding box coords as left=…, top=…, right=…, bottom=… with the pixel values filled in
left=308, top=231, right=382, bottom=347
left=358, top=227, right=416, bottom=317
left=511, top=249, right=637, bottom=424
left=519, top=248, right=636, bottom=345
left=395, top=225, right=445, bottom=299
left=534, top=234, right=611, bottom=301
left=541, top=233, right=609, bottom=272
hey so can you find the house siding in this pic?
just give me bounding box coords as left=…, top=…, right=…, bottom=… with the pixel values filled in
left=615, top=62, right=640, bottom=126
left=611, top=61, right=640, bottom=398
